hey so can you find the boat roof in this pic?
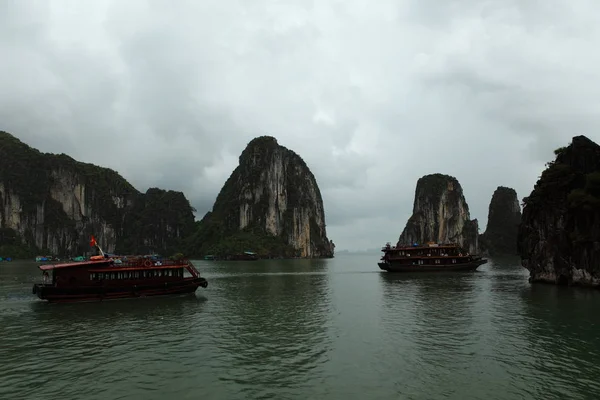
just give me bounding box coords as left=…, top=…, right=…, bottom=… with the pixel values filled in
left=39, top=260, right=111, bottom=271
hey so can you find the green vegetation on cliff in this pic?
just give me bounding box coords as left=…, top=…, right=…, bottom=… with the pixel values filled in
left=185, top=136, right=333, bottom=258
left=118, top=188, right=196, bottom=255
left=0, top=228, right=37, bottom=258
left=0, top=131, right=195, bottom=257
left=185, top=223, right=298, bottom=258
left=519, top=135, right=600, bottom=286
left=566, top=172, right=600, bottom=210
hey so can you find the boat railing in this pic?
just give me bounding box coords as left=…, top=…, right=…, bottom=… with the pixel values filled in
left=106, top=257, right=188, bottom=268
left=94, top=256, right=203, bottom=278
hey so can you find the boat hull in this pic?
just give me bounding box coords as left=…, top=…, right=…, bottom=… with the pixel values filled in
left=378, top=258, right=487, bottom=273
left=32, top=277, right=208, bottom=303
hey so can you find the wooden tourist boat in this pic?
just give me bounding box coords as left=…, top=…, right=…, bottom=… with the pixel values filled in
left=378, top=242, right=487, bottom=272
left=32, top=236, right=208, bottom=303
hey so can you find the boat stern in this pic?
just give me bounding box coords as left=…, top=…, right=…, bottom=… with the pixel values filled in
left=378, top=262, right=390, bottom=271
left=32, top=283, right=51, bottom=300
left=195, top=277, right=208, bottom=289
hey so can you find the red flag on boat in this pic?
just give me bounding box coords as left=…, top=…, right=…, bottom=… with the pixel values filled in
left=90, top=236, right=97, bottom=247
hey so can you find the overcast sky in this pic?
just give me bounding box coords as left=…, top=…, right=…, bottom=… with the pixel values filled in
left=1, top=1, right=599, bottom=251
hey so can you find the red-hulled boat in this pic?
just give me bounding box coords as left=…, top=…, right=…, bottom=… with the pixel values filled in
left=32, top=237, right=208, bottom=303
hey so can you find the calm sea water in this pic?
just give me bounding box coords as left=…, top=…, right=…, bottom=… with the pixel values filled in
left=1, top=254, right=600, bottom=400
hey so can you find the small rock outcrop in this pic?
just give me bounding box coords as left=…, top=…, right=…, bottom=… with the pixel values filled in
left=188, top=136, right=334, bottom=258
left=0, top=131, right=195, bottom=257
left=479, top=186, right=522, bottom=256
left=398, top=173, right=479, bottom=254
left=518, top=135, right=600, bottom=287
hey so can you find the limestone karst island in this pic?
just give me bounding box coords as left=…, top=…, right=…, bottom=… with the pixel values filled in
left=3, top=130, right=600, bottom=291
left=0, top=131, right=334, bottom=263
left=519, top=135, right=600, bottom=287
left=377, top=134, right=600, bottom=289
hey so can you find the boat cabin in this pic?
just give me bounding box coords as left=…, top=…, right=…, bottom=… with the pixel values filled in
left=381, top=242, right=472, bottom=266
left=40, top=257, right=197, bottom=288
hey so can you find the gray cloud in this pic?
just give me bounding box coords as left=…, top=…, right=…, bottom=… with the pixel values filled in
left=1, top=0, right=599, bottom=251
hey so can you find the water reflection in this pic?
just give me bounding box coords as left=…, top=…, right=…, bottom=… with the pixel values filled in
left=3, top=256, right=600, bottom=399
left=378, top=272, right=484, bottom=397
left=204, top=258, right=333, bottom=398
left=519, top=284, right=600, bottom=399
left=0, top=262, right=209, bottom=400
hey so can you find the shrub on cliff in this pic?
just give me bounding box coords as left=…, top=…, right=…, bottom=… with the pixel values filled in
left=518, top=135, right=600, bottom=286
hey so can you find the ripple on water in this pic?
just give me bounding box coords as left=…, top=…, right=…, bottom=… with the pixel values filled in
left=3, top=261, right=600, bottom=399
left=212, top=295, right=333, bottom=396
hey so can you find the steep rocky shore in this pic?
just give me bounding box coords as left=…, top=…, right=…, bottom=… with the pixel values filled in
left=518, top=135, right=600, bottom=287
left=479, top=186, right=521, bottom=256
left=187, top=136, right=334, bottom=258
left=0, top=131, right=194, bottom=257
left=398, top=173, right=479, bottom=254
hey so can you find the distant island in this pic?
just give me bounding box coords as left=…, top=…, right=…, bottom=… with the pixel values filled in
left=397, top=173, right=479, bottom=253
left=479, top=186, right=521, bottom=257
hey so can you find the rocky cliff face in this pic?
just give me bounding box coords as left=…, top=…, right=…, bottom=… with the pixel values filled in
left=398, top=173, right=479, bottom=254
left=0, top=131, right=194, bottom=256
left=479, top=186, right=522, bottom=256
left=189, top=136, right=334, bottom=258
left=518, top=135, right=600, bottom=287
